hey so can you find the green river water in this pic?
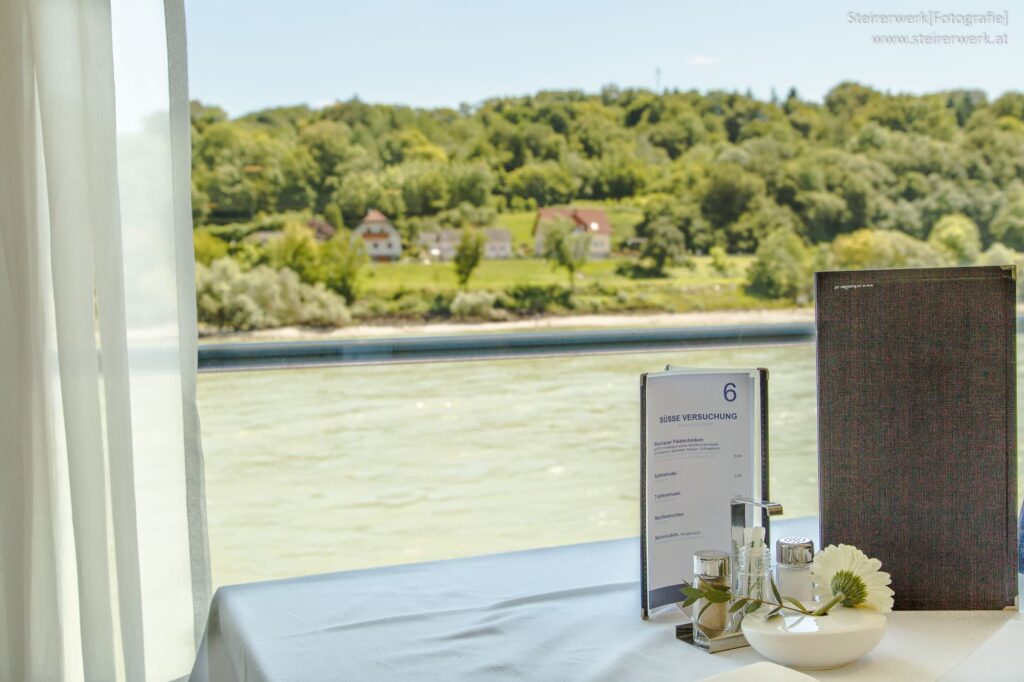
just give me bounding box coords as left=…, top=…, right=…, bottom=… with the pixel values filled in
left=198, top=341, right=1023, bottom=587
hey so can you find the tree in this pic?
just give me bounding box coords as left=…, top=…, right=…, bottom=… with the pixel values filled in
left=506, top=161, right=577, bottom=206
left=731, top=196, right=801, bottom=252
left=989, top=201, right=1024, bottom=250
left=265, top=222, right=321, bottom=283
left=745, top=228, right=813, bottom=301
left=324, top=203, right=344, bottom=230
left=454, top=228, right=485, bottom=289
left=927, top=213, right=981, bottom=264
left=542, top=219, right=590, bottom=290
left=332, top=171, right=405, bottom=226
left=298, top=119, right=354, bottom=210
left=447, top=163, right=495, bottom=207
left=640, top=218, right=687, bottom=275
left=699, top=163, right=766, bottom=248
left=187, top=87, right=1024, bottom=292
left=393, top=161, right=451, bottom=215
left=320, top=232, right=367, bottom=304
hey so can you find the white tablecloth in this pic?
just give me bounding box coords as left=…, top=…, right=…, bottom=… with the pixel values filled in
left=190, top=519, right=1020, bottom=681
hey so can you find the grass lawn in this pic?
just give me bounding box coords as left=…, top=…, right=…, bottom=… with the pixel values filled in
left=357, top=253, right=784, bottom=316
left=361, top=254, right=754, bottom=296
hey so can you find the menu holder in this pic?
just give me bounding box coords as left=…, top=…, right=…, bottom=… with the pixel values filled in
left=640, top=367, right=769, bottom=619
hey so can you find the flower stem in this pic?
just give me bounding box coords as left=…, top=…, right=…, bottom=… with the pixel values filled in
left=811, top=592, right=846, bottom=617
left=738, top=598, right=811, bottom=616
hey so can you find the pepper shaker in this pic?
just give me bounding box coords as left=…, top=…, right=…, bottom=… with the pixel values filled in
left=692, top=550, right=732, bottom=645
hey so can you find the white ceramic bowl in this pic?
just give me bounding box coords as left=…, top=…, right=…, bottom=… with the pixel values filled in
left=741, top=606, right=887, bottom=671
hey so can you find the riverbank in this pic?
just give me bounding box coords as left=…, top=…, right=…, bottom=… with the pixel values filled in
left=200, top=307, right=816, bottom=343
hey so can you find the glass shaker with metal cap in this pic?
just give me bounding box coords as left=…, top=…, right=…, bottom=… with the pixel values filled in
left=692, top=550, right=732, bottom=645
left=775, top=536, right=815, bottom=604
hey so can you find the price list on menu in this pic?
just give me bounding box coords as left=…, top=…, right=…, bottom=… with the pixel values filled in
left=640, top=368, right=768, bottom=618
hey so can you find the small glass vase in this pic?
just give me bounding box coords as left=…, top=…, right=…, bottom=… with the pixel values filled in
left=735, top=544, right=772, bottom=604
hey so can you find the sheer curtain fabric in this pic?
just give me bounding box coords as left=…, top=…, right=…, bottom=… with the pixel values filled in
left=0, top=1, right=209, bottom=680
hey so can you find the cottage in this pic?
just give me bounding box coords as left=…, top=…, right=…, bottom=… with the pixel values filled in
left=484, top=228, right=513, bottom=259
left=418, top=228, right=460, bottom=261
left=533, top=207, right=612, bottom=259
left=419, top=227, right=514, bottom=261
left=354, top=209, right=402, bottom=262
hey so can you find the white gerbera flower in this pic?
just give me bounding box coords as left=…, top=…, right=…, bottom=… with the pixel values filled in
left=810, top=544, right=894, bottom=614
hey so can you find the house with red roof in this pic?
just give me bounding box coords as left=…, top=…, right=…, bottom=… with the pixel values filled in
left=533, top=207, right=612, bottom=259
left=354, top=209, right=402, bottom=262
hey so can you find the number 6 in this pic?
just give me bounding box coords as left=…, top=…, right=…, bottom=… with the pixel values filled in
left=723, top=382, right=737, bottom=402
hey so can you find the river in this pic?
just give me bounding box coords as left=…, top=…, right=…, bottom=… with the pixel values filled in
left=198, top=341, right=1023, bottom=587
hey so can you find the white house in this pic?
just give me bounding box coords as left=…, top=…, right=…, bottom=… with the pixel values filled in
left=533, top=207, right=612, bottom=259
left=419, top=227, right=514, bottom=261
left=354, top=209, right=402, bottom=262
left=418, top=228, right=460, bottom=261
left=484, top=228, right=513, bottom=259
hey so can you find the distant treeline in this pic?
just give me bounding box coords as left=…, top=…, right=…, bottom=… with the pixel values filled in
left=191, top=83, right=1024, bottom=253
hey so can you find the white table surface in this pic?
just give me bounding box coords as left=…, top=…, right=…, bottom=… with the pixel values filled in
left=190, top=519, right=1021, bottom=682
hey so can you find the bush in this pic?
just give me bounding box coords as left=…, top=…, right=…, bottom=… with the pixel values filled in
left=265, top=222, right=321, bottom=282
left=450, top=291, right=498, bottom=320
left=204, top=211, right=313, bottom=242
left=745, top=229, right=813, bottom=302
left=389, top=290, right=434, bottom=317
left=927, top=214, right=981, bottom=265
left=196, top=258, right=350, bottom=331
left=831, top=228, right=951, bottom=270
left=977, top=242, right=1018, bottom=267
left=502, top=284, right=572, bottom=314
left=709, top=246, right=732, bottom=275
left=194, top=230, right=229, bottom=265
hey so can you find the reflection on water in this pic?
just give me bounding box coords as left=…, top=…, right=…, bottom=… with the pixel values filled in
left=198, top=342, right=1023, bottom=587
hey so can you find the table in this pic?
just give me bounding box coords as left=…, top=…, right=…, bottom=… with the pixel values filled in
left=190, top=520, right=1020, bottom=681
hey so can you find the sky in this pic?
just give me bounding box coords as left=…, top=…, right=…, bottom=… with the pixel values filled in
left=184, top=0, right=1022, bottom=117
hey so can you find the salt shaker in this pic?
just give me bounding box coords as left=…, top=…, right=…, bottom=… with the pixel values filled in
left=775, top=536, right=815, bottom=605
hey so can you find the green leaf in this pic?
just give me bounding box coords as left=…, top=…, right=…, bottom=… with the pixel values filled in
left=705, top=590, right=731, bottom=604
left=770, top=575, right=783, bottom=605
left=782, top=596, right=808, bottom=613
left=681, top=595, right=700, bottom=607
left=765, top=606, right=783, bottom=619
left=745, top=600, right=761, bottom=614
left=728, top=598, right=749, bottom=613
left=681, top=586, right=704, bottom=599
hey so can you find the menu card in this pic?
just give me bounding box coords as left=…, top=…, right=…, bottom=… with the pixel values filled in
left=640, top=368, right=769, bottom=618
left=816, top=265, right=1018, bottom=609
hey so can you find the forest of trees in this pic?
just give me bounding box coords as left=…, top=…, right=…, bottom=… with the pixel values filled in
left=190, top=82, right=1024, bottom=330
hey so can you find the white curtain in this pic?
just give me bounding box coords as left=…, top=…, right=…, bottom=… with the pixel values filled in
left=0, top=0, right=210, bottom=680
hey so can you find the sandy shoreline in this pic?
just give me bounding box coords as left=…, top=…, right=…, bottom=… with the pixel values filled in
left=200, top=307, right=816, bottom=343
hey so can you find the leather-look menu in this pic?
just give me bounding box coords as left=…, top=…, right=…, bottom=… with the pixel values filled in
left=816, top=266, right=1018, bottom=610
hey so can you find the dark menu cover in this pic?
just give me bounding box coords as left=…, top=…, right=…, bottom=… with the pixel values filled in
left=816, top=266, right=1018, bottom=610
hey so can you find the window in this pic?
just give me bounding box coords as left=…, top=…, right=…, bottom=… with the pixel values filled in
left=187, top=2, right=1024, bottom=587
